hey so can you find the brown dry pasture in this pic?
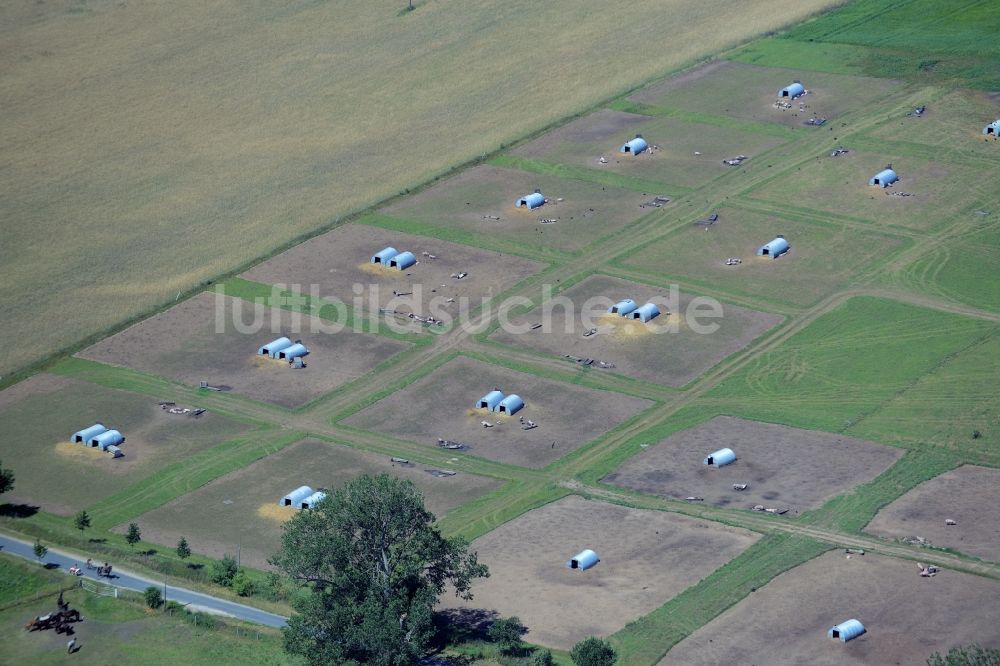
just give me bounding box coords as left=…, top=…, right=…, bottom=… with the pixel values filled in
left=130, top=439, right=502, bottom=569
left=240, top=223, right=544, bottom=319
left=380, top=165, right=653, bottom=253
left=343, top=356, right=652, bottom=468
left=661, top=550, right=1000, bottom=666
left=510, top=109, right=789, bottom=190
left=78, top=292, right=410, bottom=408
left=440, top=495, right=759, bottom=650
left=0, top=374, right=252, bottom=515
left=865, top=465, right=1000, bottom=562
left=620, top=206, right=905, bottom=308
left=603, top=416, right=903, bottom=513
left=630, top=60, right=901, bottom=128
left=0, top=0, right=841, bottom=378
left=746, top=149, right=983, bottom=232
left=490, top=275, right=784, bottom=387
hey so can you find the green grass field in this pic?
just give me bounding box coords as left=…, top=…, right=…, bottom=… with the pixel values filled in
left=706, top=297, right=995, bottom=432
left=731, top=0, right=1000, bottom=90
left=848, top=331, right=1000, bottom=463
left=2, top=0, right=1000, bottom=663
left=885, top=217, right=1000, bottom=313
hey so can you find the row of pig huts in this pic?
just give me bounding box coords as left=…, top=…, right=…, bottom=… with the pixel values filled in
left=371, top=247, right=417, bottom=269
left=70, top=423, right=124, bottom=458
left=279, top=485, right=327, bottom=510
left=608, top=299, right=661, bottom=322
left=257, top=337, right=309, bottom=362
left=476, top=390, right=525, bottom=415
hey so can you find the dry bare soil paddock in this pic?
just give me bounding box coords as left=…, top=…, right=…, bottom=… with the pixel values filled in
left=440, top=495, right=759, bottom=651
left=78, top=292, right=411, bottom=408
left=490, top=274, right=783, bottom=387
left=129, top=438, right=502, bottom=570
left=604, top=416, right=903, bottom=514
left=343, top=356, right=652, bottom=468
left=380, top=165, right=654, bottom=253
left=865, top=465, right=1000, bottom=563
left=241, top=223, right=544, bottom=318
left=662, top=550, right=1000, bottom=665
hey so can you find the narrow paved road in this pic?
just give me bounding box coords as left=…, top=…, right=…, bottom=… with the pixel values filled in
left=0, top=533, right=288, bottom=628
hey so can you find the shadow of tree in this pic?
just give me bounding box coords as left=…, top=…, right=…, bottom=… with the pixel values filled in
left=432, top=607, right=499, bottom=646
left=0, top=503, right=39, bottom=518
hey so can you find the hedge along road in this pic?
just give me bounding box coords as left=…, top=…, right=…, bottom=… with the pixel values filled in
left=0, top=533, right=288, bottom=628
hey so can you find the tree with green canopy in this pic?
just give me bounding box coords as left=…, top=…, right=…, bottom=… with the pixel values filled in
left=272, top=474, right=488, bottom=666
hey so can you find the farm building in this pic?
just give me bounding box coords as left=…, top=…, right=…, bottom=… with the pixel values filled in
left=477, top=390, right=505, bottom=411
left=258, top=336, right=293, bottom=358
left=757, top=236, right=790, bottom=258
left=631, top=303, right=661, bottom=323
left=106, top=445, right=124, bottom=458
left=620, top=135, right=648, bottom=155
left=778, top=81, right=805, bottom=98
left=565, top=549, right=600, bottom=570
left=277, top=342, right=309, bottom=361
left=280, top=486, right=314, bottom=507
left=609, top=299, right=638, bottom=316
left=371, top=247, right=399, bottom=264
left=72, top=423, right=107, bottom=444
left=90, top=429, right=124, bottom=450
left=515, top=191, right=546, bottom=210
left=389, top=251, right=416, bottom=270
left=869, top=167, right=898, bottom=187
left=984, top=120, right=1000, bottom=136
left=828, top=619, right=866, bottom=642
left=301, top=491, right=327, bottom=509
left=498, top=394, right=525, bottom=415
left=704, top=447, right=737, bottom=467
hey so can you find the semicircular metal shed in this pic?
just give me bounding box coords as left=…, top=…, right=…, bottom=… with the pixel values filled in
left=516, top=192, right=545, bottom=209
left=477, top=390, right=505, bottom=411
left=704, top=447, right=736, bottom=467
left=632, top=303, right=661, bottom=322
left=566, top=549, right=600, bottom=570
left=828, top=619, right=866, bottom=642
left=869, top=168, right=898, bottom=187
left=372, top=247, right=399, bottom=264
left=497, top=394, right=524, bottom=415
left=390, top=251, right=416, bottom=270
left=984, top=120, right=1000, bottom=135
left=757, top=236, right=790, bottom=258
left=91, top=429, right=124, bottom=450
left=609, top=299, right=638, bottom=316
left=301, top=491, right=327, bottom=510
left=778, top=82, right=805, bottom=98
left=278, top=343, right=309, bottom=361
left=620, top=137, right=648, bottom=154
left=280, top=485, right=314, bottom=507
left=259, top=336, right=293, bottom=357
left=72, top=423, right=107, bottom=444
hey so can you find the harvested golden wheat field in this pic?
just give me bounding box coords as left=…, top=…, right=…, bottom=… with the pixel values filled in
left=0, top=0, right=837, bottom=376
